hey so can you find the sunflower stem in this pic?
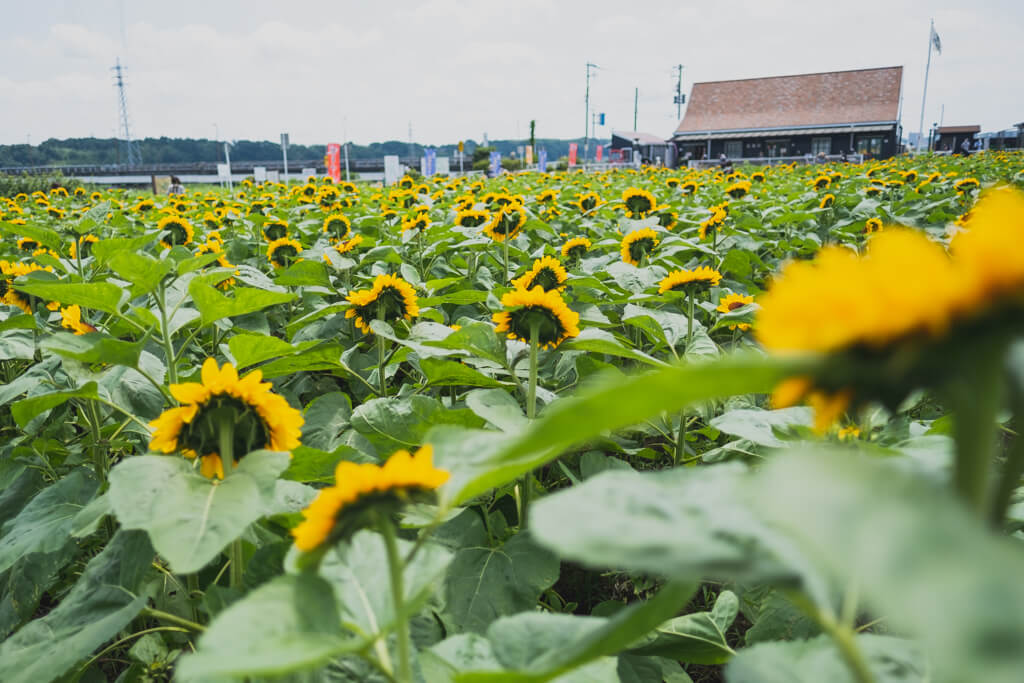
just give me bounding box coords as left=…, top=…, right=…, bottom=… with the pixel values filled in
left=379, top=515, right=412, bottom=683
left=217, top=412, right=245, bottom=587
left=992, top=388, right=1024, bottom=527
left=502, top=235, right=510, bottom=285
left=156, top=283, right=177, bottom=385
left=519, top=322, right=540, bottom=529
left=377, top=303, right=388, bottom=398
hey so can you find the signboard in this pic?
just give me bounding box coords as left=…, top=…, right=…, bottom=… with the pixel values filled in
left=595, top=145, right=603, bottom=162
left=217, top=163, right=230, bottom=180
left=383, top=155, right=401, bottom=185
left=422, top=148, right=437, bottom=176
left=152, top=175, right=171, bottom=195
left=436, top=157, right=450, bottom=176
left=489, top=151, right=502, bottom=176
left=458, top=140, right=464, bottom=154
left=537, top=148, right=548, bottom=173
left=267, top=170, right=280, bottom=182
left=598, top=113, right=605, bottom=125
left=280, top=133, right=289, bottom=149
left=301, top=167, right=317, bottom=179
left=253, top=166, right=267, bottom=181
left=568, top=143, right=578, bottom=166
left=525, top=146, right=533, bottom=165
left=326, top=143, right=342, bottom=182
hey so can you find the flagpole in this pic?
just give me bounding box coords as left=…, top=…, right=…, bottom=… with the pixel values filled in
left=917, top=18, right=934, bottom=152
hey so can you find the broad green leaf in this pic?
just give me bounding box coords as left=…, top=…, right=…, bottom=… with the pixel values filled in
left=0, top=541, right=79, bottom=639
left=107, top=250, right=173, bottom=296
left=709, top=407, right=813, bottom=447
left=176, top=573, right=357, bottom=681
left=744, top=590, right=822, bottom=645
left=301, top=392, right=353, bottom=452
left=274, top=259, right=331, bottom=288
left=444, top=532, right=560, bottom=634
left=421, top=357, right=505, bottom=388
left=283, top=445, right=370, bottom=484
left=0, top=531, right=153, bottom=683
left=0, top=327, right=34, bottom=361
left=189, top=281, right=296, bottom=325
left=0, top=314, right=34, bottom=334
left=724, top=634, right=925, bottom=683
left=627, top=591, right=738, bottom=664
left=12, top=281, right=124, bottom=315
left=560, top=328, right=666, bottom=367
left=425, top=321, right=508, bottom=366
left=91, top=234, right=158, bottom=266
left=227, top=332, right=318, bottom=370
left=259, top=342, right=345, bottom=379
left=465, top=388, right=527, bottom=432
left=0, top=469, right=98, bottom=574
left=108, top=451, right=289, bottom=573
left=11, top=382, right=99, bottom=428
left=351, top=395, right=484, bottom=455
left=42, top=331, right=146, bottom=368
left=0, top=220, right=63, bottom=249
left=320, top=530, right=452, bottom=638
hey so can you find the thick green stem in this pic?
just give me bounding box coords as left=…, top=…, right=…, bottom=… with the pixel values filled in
left=84, top=401, right=107, bottom=483
left=140, top=607, right=206, bottom=632
left=157, top=284, right=178, bottom=385
left=519, top=323, right=540, bottom=528
left=825, top=620, right=876, bottom=683
left=948, top=352, right=1005, bottom=517
left=217, top=413, right=244, bottom=588
left=502, top=235, right=510, bottom=285
left=377, top=302, right=388, bottom=398
left=991, top=389, right=1024, bottom=526
left=674, top=410, right=687, bottom=467
left=380, top=516, right=412, bottom=683
left=686, top=290, right=695, bottom=352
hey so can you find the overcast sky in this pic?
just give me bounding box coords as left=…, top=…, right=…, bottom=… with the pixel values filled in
left=2, top=0, right=1022, bottom=147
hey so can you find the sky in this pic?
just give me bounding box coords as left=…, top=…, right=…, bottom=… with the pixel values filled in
left=2, top=0, right=1022, bottom=148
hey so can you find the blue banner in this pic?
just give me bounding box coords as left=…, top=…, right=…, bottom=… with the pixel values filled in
left=489, top=151, right=501, bottom=176
left=424, top=148, right=436, bottom=176
left=537, top=148, right=547, bottom=173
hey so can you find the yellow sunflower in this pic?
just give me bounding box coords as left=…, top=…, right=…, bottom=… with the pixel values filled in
left=716, top=292, right=755, bottom=331
left=725, top=181, right=751, bottom=199
left=483, top=205, right=526, bottom=243
left=575, top=192, right=603, bottom=213
left=492, top=285, right=581, bottom=349
left=266, top=237, right=303, bottom=269
left=658, top=266, right=723, bottom=293
left=561, top=236, right=592, bottom=260
left=401, top=212, right=431, bottom=234
left=622, top=187, right=657, bottom=218
left=157, top=215, right=195, bottom=249
left=864, top=218, right=883, bottom=234
left=819, top=193, right=836, bottom=209
left=262, top=219, right=290, bottom=242
left=17, top=237, right=39, bottom=252
left=322, top=213, right=351, bottom=242
left=455, top=209, right=490, bottom=228
left=291, top=445, right=449, bottom=552
left=60, top=304, right=96, bottom=335
left=148, top=358, right=304, bottom=479
left=346, top=273, right=420, bottom=334
left=333, top=234, right=364, bottom=255
left=620, top=228, right=660, bottom=266
left=511, top=256, right=569, bottom=292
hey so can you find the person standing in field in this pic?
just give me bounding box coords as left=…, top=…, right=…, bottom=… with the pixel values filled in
left=168, top=176, right=186, bottom=195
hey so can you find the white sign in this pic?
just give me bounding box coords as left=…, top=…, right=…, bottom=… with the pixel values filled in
left=216, top=163, right=230, bottom=180
left=384, top=155, right=401, bottom=186
left=436, top=157, right=450, bottom=176
left=253, top=166, right=267, bottom=181
left=267, top=170, right=280, bottom=182
left=301, top=167, right=316, bottom=180
left=280, top=133, right=289, bottom=149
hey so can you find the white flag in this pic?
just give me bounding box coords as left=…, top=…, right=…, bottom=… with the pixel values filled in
left=931, top=26, right=942, bottom=54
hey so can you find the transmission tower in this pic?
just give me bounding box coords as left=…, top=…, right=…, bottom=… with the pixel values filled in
left=112, top=58, right=142, bottom=166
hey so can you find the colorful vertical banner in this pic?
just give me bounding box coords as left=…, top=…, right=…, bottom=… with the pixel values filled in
left=596, top=145, right=603, bottom=162
left=424, top=148, right=437, bottom=176
left=525, top=146, right=533, bottom=165
left=489, top=151, right=502, bottom=176
left=568, top=143, right=578, bottom=166
left=537, top=148, right=548, bottom=173
left=326, top=143, right=342, bottom=182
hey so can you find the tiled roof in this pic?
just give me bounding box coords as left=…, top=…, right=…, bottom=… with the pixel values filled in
left=936, top=125, right=980, bottom=134
left=674, top=66, right=903, bottom=135
left=611, top=130, right=668, bottom=145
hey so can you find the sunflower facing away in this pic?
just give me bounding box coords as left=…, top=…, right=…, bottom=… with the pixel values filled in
left=658, top=266, right=723, bottom=294
left=620, top=228, right=660, bottom=266
left=157, top=215, right=195, bottom=249
left=493, top=285, right=580, bottom=349
left=149, top=358, right=304, bottom=479
left=291, top=445, right=449, bottom=552
left=511, top=255, right=569, bottom=292
left=266, top=237, right=303, bottom=269
left=346, top=273, right=420, bottom=334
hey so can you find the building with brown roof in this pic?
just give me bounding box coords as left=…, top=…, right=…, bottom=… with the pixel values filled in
left=933, top=125, right=980, bottom=153
left=671, top=66, right=904, bottom=162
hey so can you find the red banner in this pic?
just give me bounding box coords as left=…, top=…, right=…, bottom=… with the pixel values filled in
left=596, top=145, right=603, bottom=162
left=326, top=143, right=342, bottom=182
left=568, top=143, right=578, bottom=166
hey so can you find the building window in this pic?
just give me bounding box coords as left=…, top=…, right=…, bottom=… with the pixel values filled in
left=724, top=141, right=742, bottom=159
left=856, top=136, right=884, bottom=156
left=811, top=137, right=831, bottom=155
left=765, top=139, right=790, bottom=157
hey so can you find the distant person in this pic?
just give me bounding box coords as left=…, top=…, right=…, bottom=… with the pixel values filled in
left=718, top=153, right=733, bottom=172
left=972, top=138, right=981, bottom=151
left=815, top=151, right=827, bottom=164
left=168, top=176, right=186, bottom=195
left=960, top=138, right=971, bottom=156
left=839, top=149, right=848, bottom=163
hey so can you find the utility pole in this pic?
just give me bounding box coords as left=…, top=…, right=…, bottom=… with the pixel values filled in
left=674, top=64, right=685, bottom=121
left=408, top=122, right=414, bottom=168
left=112, top=58, right=141, bottom=166
left=917, top=18, right=941, bottom=152
left=584, top=62, right=599, bottom=168
left=634, top=87, right=639, bottom=130
left=343, top=117, right=350, bottom=182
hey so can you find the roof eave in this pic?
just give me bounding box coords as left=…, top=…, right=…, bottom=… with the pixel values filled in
left=672, top=121, right=898, bottom=139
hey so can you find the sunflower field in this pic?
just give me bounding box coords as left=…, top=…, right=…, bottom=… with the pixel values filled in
left=0, top=152, right=1023, bottom=683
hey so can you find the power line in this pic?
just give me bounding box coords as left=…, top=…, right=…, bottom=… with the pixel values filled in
left=112, top=58, right=141, bottom=166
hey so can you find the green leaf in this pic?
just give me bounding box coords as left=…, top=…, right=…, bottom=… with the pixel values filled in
left=627, top=591, right=738, bottom=664
left=724, top=634, right=926, bottom=683
left=12, top=281, right=124, bottom=315
left=107, top=250, right=173, bottom=296
left=108, top=452, right=289, bottom=574
left=465, top=389, right=527, bottom=432
left=300, top=392, right=353, bottom=452
left=444, top=532, right=560, bottom=634
left=320, top=530, right=452, bottom=639
left=425, top=321, right=508, bottom=366
left=421, top=357, right=505, bottom=388
left=283, top=445, right=369, bottom=484
left=258, top=342, right=344, bottom=379
left=744, top=590, right=822, bottom=645
left=10, top=382, right=99, bottom=429
left=228, top=333, right=307, bottom=369
left=176, top=573, right=357, bottom=681
left=189, top=281, right=296, bottom=325
left=42, top=331, right=146, bottom=368
left=351, top=395, right=484, bottom=455
left=0, top=328, right=34, bottom=361
left=0, top=469, right=98, bottom=574
left=441, top=353, right=806, bottom=505
left=0, top=220, right=63, bottom=249
left=709, top=407, right=813, bottom=447
left=91, top=234, right=157, bottom=266
left=0, top=530, right=153, bottom=683
left=274, top=259, right=331, bottom=288
left=560, top=328, right=666, bottom=367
